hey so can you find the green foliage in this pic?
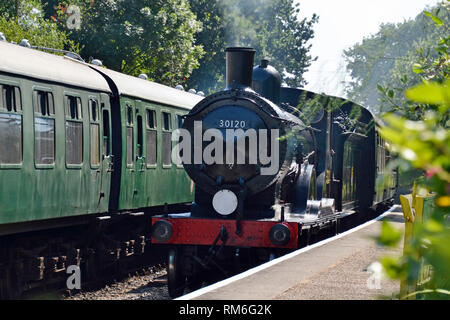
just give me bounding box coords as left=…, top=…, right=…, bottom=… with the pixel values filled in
left=344, top=2, right=449, bottom=113
left=376, top=221, right=403, bottom=247
left=186, top=0, right=318, bottom=93
left=0, top=0, right=78, bottom=52
left=47, top=0, right=204, bottom=87
left=374, top=3, right=450, bottom=299
left=183, top=0, right=227, bottom=93
left=0, top=1, right=19, bottom=18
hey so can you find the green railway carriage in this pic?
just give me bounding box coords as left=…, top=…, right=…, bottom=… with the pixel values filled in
left=0, top=40, right=202, bottom=232
left=88, top=65, right=203, bottom=211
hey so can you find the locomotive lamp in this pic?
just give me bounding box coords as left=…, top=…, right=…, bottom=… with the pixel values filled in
left=151, top=220, right=174, bottom=243
left=212, top=189, right=238, bottom=216
left=269, top=223, right=291, bottom=246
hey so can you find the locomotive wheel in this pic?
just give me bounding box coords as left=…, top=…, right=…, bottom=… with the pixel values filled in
left=167, top=248, right=186, bottom=298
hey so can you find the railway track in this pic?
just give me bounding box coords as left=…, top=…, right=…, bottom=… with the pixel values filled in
left=17, top=204, right=391, bottom=300
left=17, top=247, right=168, bottom=300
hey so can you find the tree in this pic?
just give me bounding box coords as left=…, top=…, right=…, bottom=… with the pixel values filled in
left=47, top=0, right=204, bottom=87
left=0, top=0, right=78, bottom=51
left=375, top=3, right=450, bottom=299
left=186, top=0, right=318, bottom=93
left=344, top=2, right=449, bottom=112
left=183, top=0, right=227, bottom=93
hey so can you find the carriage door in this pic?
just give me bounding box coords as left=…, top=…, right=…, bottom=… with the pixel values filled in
left=121, top=101, right=136, bottom=208
left=133, top=100, right=147, bottom=208
left=98, top=93, right=112, bottom=211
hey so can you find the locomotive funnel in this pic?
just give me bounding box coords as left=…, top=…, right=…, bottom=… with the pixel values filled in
left=225, top=47, right=256, bottom=90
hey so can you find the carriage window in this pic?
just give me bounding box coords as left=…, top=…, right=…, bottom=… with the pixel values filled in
left=89, top=99, right=100, bottom=166
left=162, top=131, right=172, bottom=166
left=146, top=109, right=157, bottom=166
left=65, top=96, right=82, bottom=120
left=34, top=91, right=54, bottom=116
left=1, top=85, right=22, bottom=112
left=137, top=115, right=143, bottom=158
left=34, top=90, right=55, bottom=165
left=147, top=109, right=156, bottom=129
left=127, top=105, right=133, bottom=125
left=65, top=95, right=83, bottom=165
left=146, top=130, right=157, bottom=166
left=127, top=127, right=133, bottom=166
left=126, top=104, right=134, bottom=166
left=177, top=115, right=183, bottom=128
left=0, top=85, right=22, bottom=164
left=102, top=109, right=111, bottom=156
left=90, top=124, right=100, bottom=166
left=342, top=140, right=360, bottom=204
left=162, top=112, right=171, bottom=131
left=161, top=112, right=172, bottom=166
left=89, top=99, right=99, bottom=122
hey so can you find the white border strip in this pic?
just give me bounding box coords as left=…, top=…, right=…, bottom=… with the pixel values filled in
left=176, top=205, right=400, bottom=300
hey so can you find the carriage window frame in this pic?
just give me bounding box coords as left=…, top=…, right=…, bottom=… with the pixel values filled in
left=102, top=107, right=111, bottom=157
left=125, top=102, right=134, bottom=168
left=162, top=111, right=172, bottom=131
left=342, top=136, right=361, bottom=206
left=0, top=81, right=23, bottom=169
left=89, top=98, right=101, bottom=168
left=64, top=93, right=84, bottom=168
left=174, top=112, right=185, bottom=169
left=145, top=107, right=158, bottom=168
left=161, top=109, right=173, bottom=169
left=33, top=87, right=56, bottom=169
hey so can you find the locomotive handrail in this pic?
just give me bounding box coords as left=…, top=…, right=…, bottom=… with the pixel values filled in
left=341, top=131, right=368, bottom=138
left=31, top=45, right=85, bottom=62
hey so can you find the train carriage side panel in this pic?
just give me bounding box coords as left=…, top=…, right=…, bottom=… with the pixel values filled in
left=280, top=87, right=379, bottom=212
left=88, top=66, right=203, bottom=212
left=0, top=41, right=112, bottom=227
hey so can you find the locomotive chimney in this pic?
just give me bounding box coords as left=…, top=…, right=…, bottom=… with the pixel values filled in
left=225, top=47, right=256, bottom=90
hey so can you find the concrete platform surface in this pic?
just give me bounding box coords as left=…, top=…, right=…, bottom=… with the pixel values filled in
left=179, top=206, right=404, bottom=300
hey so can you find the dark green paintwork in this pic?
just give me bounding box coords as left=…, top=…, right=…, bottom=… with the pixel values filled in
left=0, top=73, right=112, bottom=224
left=117, top=96, right=193, bottom=211
left=0, top=72, right=194, bottom=226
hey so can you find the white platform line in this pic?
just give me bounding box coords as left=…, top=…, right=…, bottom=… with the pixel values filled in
left=176, top=205, right=400, bottom=300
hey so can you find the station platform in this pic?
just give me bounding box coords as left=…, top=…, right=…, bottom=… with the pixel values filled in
left=178, top=205, right=404, bottom=300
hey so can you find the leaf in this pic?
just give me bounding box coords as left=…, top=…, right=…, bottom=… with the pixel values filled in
left=380, top=256, right=405, bottom=279
left=376, top=221, right=402, bottom=247
left=424, top=11, right=444, bottom=26
left=388, top=89, right=394, bottom=99
left=405, top=81, right=450, bottom=105
left=412, top=63, right=424, bottom=74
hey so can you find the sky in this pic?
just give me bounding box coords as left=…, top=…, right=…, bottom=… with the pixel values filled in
left=295, top=0, right=442, bottom=97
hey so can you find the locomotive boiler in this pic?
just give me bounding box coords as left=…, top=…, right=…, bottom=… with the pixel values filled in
left=181, top=48, right=316, bottom=227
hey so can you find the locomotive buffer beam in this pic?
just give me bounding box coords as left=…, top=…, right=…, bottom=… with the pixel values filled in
left=191, top=226, right=229, bottom=276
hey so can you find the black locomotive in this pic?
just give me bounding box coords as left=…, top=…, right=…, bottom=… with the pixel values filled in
left=151, top=47, right=397, bottom=297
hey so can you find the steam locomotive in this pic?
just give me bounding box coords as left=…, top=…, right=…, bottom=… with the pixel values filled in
left=151, top=47, right=397, bottom=297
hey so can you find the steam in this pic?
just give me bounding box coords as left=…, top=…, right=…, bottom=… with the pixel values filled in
left=219, top=0, right=272, bottom=50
